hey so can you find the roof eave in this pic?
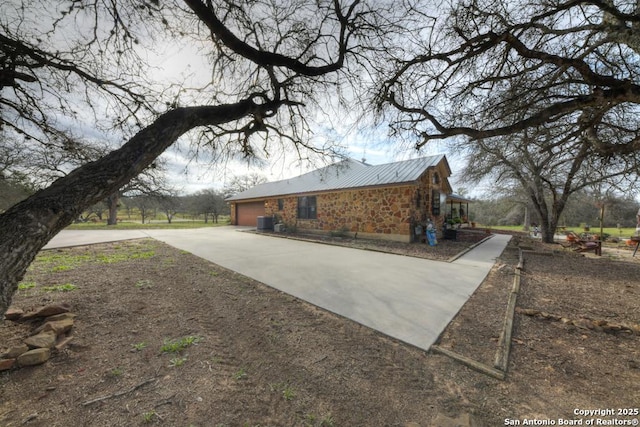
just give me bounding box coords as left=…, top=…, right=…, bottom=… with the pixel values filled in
left=228, top=180, right=423, bottom=202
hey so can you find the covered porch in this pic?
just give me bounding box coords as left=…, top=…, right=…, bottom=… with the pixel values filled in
left=445, top=194, right=474, bottom=227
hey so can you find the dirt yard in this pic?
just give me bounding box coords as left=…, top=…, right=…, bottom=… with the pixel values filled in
left=1, top=232, right=639, bottom=427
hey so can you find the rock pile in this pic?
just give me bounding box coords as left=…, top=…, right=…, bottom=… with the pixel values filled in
left=1, top=303, right=76, bottom=371
left=516, top=307, right=640, bottom=334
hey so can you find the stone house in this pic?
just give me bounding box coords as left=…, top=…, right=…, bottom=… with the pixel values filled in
left=227, top=155, right=454, bottom=242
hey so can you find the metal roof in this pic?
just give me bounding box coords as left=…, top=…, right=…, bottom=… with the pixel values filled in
left=227, top=154, right=449, bottom=201
left=447, top=193, right=474, bottom=203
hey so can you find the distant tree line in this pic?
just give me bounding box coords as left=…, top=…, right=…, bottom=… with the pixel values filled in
left=79, top=173, right=265, bottom=223
left=0, top=169, right=266, bottom=224
left=0, top=173, right=32, bottom=213
left=471, top=191, right=640, bottom=229
left=76, top=189, right=230, bottom=224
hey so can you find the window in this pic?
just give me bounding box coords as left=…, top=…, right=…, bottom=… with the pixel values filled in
left=431, top=190, right=440, bottom=216
left=277, top=199, right=284, bottom=210
left=297, top=196, right=317, bottom=219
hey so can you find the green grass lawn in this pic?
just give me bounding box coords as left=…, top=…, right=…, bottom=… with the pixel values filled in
left=66, top=219, right=230, bottom=230
left=489, top=224, right=638, bottom=238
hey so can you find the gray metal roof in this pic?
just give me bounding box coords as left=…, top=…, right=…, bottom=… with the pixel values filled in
left=227, top=154, right=449, bottom=201
left=447, top=193, right=474, bottom=203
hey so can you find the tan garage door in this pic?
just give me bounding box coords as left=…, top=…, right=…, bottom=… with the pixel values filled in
left=236, top=201, right=265, bottom=226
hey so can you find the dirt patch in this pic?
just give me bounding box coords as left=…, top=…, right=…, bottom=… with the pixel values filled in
left=1, top=235, right=639, bottom=426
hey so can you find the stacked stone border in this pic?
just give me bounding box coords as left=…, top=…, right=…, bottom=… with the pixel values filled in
left=1, top=303, right=75, bottom=371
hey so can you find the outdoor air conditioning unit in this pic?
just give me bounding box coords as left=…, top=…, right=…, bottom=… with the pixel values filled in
left=256, top=216, right=274, bottom=231
left=274, top=223, right=285, bottom=232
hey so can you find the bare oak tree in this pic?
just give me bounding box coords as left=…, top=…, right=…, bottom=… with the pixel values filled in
left=457, top=124, right=639, bottom=242
left=375, top=0, right=640, bottom=241
left=222, top=173, right=268, bottom=198
left=0, top=0, right=399, bottom=317
left=187, top=189, right=229, bottom=223
left=379, top=0, right=640, bottom=155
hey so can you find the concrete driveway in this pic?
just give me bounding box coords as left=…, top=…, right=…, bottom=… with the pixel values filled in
left=44, top=227, right=510, bottom=351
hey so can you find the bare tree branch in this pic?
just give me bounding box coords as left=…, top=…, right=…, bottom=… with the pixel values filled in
left=377, top=0, right=640, bottom=157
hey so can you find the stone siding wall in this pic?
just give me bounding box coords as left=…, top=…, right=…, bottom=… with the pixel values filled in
left=412, top=170, right=446, bottom=226
left=253, top=166, right=449, bottom=241
left=321, top=185, right=415, bottom=235
left=265, top=184, right=431, bottom=240
left=265, top=197, right=297, bottom=226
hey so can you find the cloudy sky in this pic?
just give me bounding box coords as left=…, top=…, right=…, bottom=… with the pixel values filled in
left=146, top=36, right=471, bottom=196
left=2, top=1, right=473, bottom=198
left=158, top=124, right=469, bottom=196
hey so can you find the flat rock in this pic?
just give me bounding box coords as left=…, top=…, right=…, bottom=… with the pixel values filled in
left=33, top=318, right=74, bottom=336
left=574, top=318, right=594, bottom=330
left=4, top=307, right=24, bottom=321
left=17, top=348, right=50, bottom=367
left=54, top=335, right=74, bottom=351
left=22, top=303, right=71, bottom=320
left=0, top=358, right=16, bottom=371
left=45, top=312, right=77, bottom=322
left=24, top=331, right=57, bottom=349
left=1, top=343, right=29, bottom=358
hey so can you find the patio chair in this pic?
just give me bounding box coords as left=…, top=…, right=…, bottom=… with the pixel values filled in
left=628, top=236, right=640, bottom=257
left=563, top=231, right=601, bottom=256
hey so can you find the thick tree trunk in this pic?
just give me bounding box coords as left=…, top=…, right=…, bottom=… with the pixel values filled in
left=522, top=206, right=530, bottom=232
left=107, top=192, right=120, bottom=225
left=541, top=220, right=556, bottom=243
left=0, top=97, right=278, bottom=318
left=529, top=190, right=558, bottom=244
left=531, top=198, right=565, bottom=243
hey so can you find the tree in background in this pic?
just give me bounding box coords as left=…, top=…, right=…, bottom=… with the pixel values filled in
left=0, top=0, right=409, bottom=317
left=0, top=138, right=33, bottom=210
left=104, top=162, right=171, bottom=225
left=597, top=196, right=640, bottom=229
left=378, top=0, right=640, bottom=157
left=1, top=129, right=169, bottom=225
left=472, top=191, right=640, bottom=232
left=187, top=189, right=229, bottom=223
left=223, top=174, right=268, bottom=198
left=0, top=174, right=32, bottom=213
left=127, top=195, right=158, bottom=225
left=457, top=125, right=638, bottom=242
left=374, top=0, right=640, bottom=242
left=155, top=191, right=183, bottom=224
